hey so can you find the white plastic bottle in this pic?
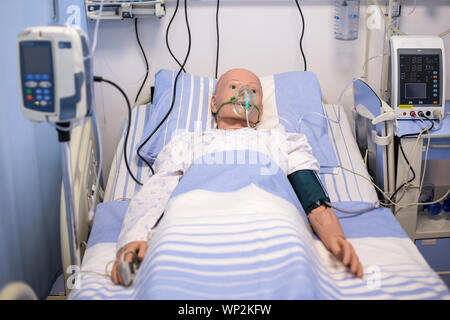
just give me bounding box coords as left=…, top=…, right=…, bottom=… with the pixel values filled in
left=334, top=0, right=360, bottom=40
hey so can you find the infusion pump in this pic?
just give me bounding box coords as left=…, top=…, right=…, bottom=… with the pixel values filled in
left=17, top=26, right=91, bottom=125
left=390, top=36, right=445, bottom=119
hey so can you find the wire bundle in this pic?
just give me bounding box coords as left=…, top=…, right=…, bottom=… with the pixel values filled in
left=137, top=0, right=192, bottom=177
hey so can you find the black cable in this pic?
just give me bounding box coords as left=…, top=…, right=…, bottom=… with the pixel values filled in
left=420, top=113, right=434, bottom=131
left=215, top=0, right=220, bottom=79
left=134, top=17, right=150, bottom=104
left=165, top=0, right=186, bottom=72
left=137, top=0, right=192, bottom=176
left=385, top=113, right=434, bottom=204
left=94, top=76, right=143, bottom=186
left=294, top=0, right=307, bottom=71
left=387, top=139, right=416, bottom=203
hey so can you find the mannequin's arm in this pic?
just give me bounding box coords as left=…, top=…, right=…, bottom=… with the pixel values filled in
left=288, top=170, right=363, bottom=278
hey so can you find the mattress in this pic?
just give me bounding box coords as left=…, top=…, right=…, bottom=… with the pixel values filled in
left=69, top=104, right=450, bottom=300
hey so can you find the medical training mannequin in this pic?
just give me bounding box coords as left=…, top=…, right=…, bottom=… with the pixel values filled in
left=111, top=69, right=363, bottom=285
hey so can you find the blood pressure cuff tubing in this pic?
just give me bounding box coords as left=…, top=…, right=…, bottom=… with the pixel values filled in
left=288, top=170, right=330, bottom=215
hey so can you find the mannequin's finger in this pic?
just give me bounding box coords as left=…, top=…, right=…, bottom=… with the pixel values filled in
left=339, top=238, right=352, bottom=266
left=357, top=261, right=364, bottom=278
left=111, top=265, right=116, bottom=284
left=116, top=264, right=123, bottom=284
left=111, top=261, right=120, bottom=284
left=137, top=242, right=148, bottom=261
left=329, top=240, right=342, bottom=258
left=350, top=249, right=359, bottom=275
left=123, top=244, right=139, bottom=262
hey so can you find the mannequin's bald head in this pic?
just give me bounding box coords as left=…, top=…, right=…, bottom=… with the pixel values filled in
left=211, top=68, right=263, bottom=130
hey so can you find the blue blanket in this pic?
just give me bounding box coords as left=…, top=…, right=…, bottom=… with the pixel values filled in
left=74, top=159, right=449, bottom=300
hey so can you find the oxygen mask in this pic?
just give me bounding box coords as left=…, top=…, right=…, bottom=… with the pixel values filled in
left=216, top=85, right=261, bottom=128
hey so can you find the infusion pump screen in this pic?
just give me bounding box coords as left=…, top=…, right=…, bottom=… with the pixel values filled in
left=398, top=53, right=441, bottom=106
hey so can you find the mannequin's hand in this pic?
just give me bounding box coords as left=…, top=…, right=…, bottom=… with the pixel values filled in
left=309, top=206, right=363, bottom=278
left=323, top=234, right=363, bottom=278
left=111, top=241, right=148, bottom=285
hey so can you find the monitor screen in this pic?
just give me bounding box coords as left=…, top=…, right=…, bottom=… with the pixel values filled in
left=405, top=83, right=427, bottom=99
left=21, top=44, right=52, bottom=75
left=398, top=51, right=441, bottom=106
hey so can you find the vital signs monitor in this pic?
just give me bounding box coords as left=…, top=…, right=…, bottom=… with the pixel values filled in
left=390, top=35, right=445, bottom=120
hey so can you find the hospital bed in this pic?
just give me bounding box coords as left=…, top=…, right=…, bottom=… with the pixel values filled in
left=67, top=70, right=450, bottom=299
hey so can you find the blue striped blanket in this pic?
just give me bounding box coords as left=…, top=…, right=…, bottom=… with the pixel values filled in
left=70, top=161, right=449, bottom=300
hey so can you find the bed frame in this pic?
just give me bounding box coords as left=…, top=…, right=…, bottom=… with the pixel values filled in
left=59, top=92, right=152, bottom=296
left=60, top=117, right=103, bottom=296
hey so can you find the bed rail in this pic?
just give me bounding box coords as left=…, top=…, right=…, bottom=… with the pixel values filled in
left=60, top=117, right=103, bottom=296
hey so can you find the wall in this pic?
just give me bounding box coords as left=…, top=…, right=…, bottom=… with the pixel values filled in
left=90, top=0, right=450, bottom=183
left=0, top=0, right=62, bottom=298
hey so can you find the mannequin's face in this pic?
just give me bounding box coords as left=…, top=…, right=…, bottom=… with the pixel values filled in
left=211, top=68, right=263, bottom=130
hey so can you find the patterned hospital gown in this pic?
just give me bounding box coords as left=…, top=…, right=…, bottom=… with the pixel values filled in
left=116, top=124, right=319, bottom=252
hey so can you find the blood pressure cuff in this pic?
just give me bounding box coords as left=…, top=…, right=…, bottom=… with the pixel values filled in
left=288, top=170, right=330, bottom=215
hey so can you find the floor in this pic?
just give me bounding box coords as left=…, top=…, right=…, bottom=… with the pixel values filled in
left=46, top=273, right=66, bottom=300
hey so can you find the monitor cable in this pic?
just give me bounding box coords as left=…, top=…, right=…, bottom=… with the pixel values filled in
left=134, top=17, right=150, bottom=105
left=166, top=0, right=186, bottom=72
left=94, top=76, right=143, bottom=186
left=383, top=112, right=434, bottom=205
left=294, top=0, right=307, bottom=71
left=215, top=0, right=220, bottom=78
left=137, top=0, right=192, bottom=176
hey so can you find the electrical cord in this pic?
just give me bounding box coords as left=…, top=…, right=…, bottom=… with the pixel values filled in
left=137, top=0, right=192, bottom=176
left=433, top=110, right=443, bottom=130
left=403, top=188, right=450, bottom=207
left=388, top=137, right=417, bottom=203
left=319, top=107, right=445, bottom=211
left=215, top=0, right=220, bottom=79
left=94, top=76, right=143, bottom=186
left=294, top=0, right=307, bottom=71
left=420, top=113, right=434, bottom=132
left=416, top=115, right=432, bottom=212
left=326, top=201, right=379, bottom=215
left=338, top=165, right=394, bottom=206
left=322, top=108, right=428, bottom=211
left=134, top=17, right=150, bottom=104
left=384, top=113, right=434, bottom=205
left=165, top=0, right=186, bottom=72
left=339, top=164, right=450, bottom=210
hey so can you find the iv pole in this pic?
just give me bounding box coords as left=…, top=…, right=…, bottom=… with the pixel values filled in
left=57, top=123, right=81, bottom=287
